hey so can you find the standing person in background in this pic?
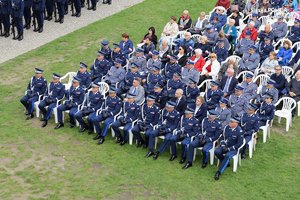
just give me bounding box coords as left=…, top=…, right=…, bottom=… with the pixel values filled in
left=11, top=0, right=24, bottom=40
left=32, top=0, right=46, bottom=32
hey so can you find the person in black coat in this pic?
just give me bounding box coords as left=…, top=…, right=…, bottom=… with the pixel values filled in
left=220, top=68, right=238, bottom=98
left=141, top=26, right=158, bottom=48
left=176, top=45, right=188, bottom=67
left=32, top=0, right=45, bottom=32
left=171, top=89, right=187, bottom=115
left=194, top=35, right=212, bottom=58
left=159, top=39, right=171, bottom=69
left=190, top=96, right=207, bottom=125
left=11, top=0, right=24, bottom=40
left=270, top=66, right=287, bottom=96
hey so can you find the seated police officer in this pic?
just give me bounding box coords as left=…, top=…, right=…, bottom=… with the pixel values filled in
left=240, top=103, right=259, bottom=159
left=38, top=73, right=65, bottom=127
left=20, top=68, right=47, bottom=120
left=183, top=110, right=222, bottom=169
left=215, top=98, right=231, bottom=129
left=117, top=63, right=141, bottom=96
left=76, top=62, right=92, bottom=90
left=204, top=80, right=224, bottom=110
left=214, top=116, right=244, bottom=180
left=144, top=66, right=165, bottom=95
left=258, top=93, right=275, bottom=127
left=229, top=84, right=249, bottom=117
left=111, top=92, right=140, bottom=145
left=185, top=78, right=200, bottom=102
left=90, top=86, right=122, bottom=144
left=145, top=101, right=180, bottom=159
left=55, top=76, right=85, bottom=129
left=151, top=83, right=168, bottom=109
left=131, top=95, right=160, bottom=147
left=166, top=72, right=184, bottom=99
left=74, top=82, right=103, bottom=132
left=90, top=50, right=112, bottom=83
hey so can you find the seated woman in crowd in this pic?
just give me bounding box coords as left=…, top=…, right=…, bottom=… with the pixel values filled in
left=190, top=49, right=206, bottom=72
left=178, top=10, right=192, bottom=31
left=159, top=39, right=172, bottom=69
left=224, top=18, right=238, bottom=45
left=176, top=45, right=188, bottom=67
left=276, top=40, right=293, bottom=66
left=260, top=51, right=279, bottom=76
left=199, top=53, right=221, bottom=83
left=188, top=12, right=208, bottom=35
left=230, top=10, right=241, bottom=27
left=141, top=27, right=158, bottom=48
left=160, top=16, right=179, bottom=45
left=194, top=35, right=212, bottom=58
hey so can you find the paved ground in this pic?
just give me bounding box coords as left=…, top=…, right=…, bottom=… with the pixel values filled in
left=0, top=0, right=144, bottom=64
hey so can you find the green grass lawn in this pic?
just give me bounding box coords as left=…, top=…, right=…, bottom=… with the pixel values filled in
left=0, top=0, right=299, bottom=199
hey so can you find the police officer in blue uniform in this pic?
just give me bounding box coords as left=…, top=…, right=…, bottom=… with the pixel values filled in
left=55, top=76, right=85, bottom=129
left=20, top=68, right=47, bottom=119
left=32, top=0, right=45, bottom=32
left=146, top=50, right=162, bottom=71
left=240, top=103, right=259, bottom=158
left=131, top=95, right=160, bottom=147
left=258, top=93, right=275, bottom=127
left=214, top=40, right=228, bottom=63
left=129, top=47, right=147, bottom=76
left=71, top=0, right=81, bottom=18
left=74, top=82, right=103, bottom=132
left=44, top=0, right=53, bottom=21
left=11, top=0, right=24, bottom=40
left=111, top=93, right=140, bottom=145
left=214, top=116, right=244, bottom=180
left=205, top=80, right=224, bottom=110
left=215, top=98, right=231, bottom=129
left=117, top=63, right=141, bottom=95
left=111, top=43, right=126, bottom=66
left=241, top=72, right=257, bottom=100
left=185, top=78, right=200, bottom=102
left=38, top=73, right=65, bottom=127
left=183, top=110, right=222, bottom=169
left=166, top=72, right=184, bottom=99
left=257, top=79, right=279, bottom=104
left=23, top=0, right=31, bottom=29
left=145, top=66, right=164, bottom=95
left=235, top=30, right=254, bottom=57
left=288, top=19, right=300, bottom=43
left=99, top=40, right=111, bottom=61
left=54, top=0, right=65, bottom=23
left=76, top=62, right=91, bottom=90
left=145, top=101, right=180, bottom=159
left=229, top=85, right=249, bottom=117
left=91, top=86, right=122, bottom=144
left=164, top=55, right=181, bottom=80
left=258, top=36, right=274, bottom=62
left=151, top=83, right=168, bottom=109
left=90, top=50, right=111, bottom=83
left=0, top=0, right=11, bottom=37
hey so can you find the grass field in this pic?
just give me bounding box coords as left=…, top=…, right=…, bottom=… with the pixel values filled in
left=0, top=0, right=299, bottom=199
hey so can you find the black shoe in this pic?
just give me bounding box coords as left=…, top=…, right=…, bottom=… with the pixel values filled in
left=55, top=122, right=64, bottom=129
left=38, top=27, right=43, bottom=33
left=201, top=163, right=207, bottom=168
left=169, top=155, right=177, bottom=161
left=26, top=113, right=34, bottom=120
left=47, top=16, right=52, bottom=21
left=76, top=12, right=81, bottom=17
left=92, top=6, right=96, bottom=11
left=241, top=154, right=246, bottom=159
left=153, top=152, right=159, bottom=160
left=145, top=151, right=154, bottom=158
left=4, top=32, right=10, bottom=38
left=120, top=140, right=127, bottom=145
left=17, top=34, right=23, bottom=41
left=87, top=6, right=92, bottom=10
left=98, top=137, right=105, bottom=144
left=41, top=121, right=48, bottom=127
left=136, top=140, right=144, bottom=148
left=88, top=129, right=94, bottom=135
left=93, top=134, right=101, bottom=140
left=33, top=27, right=38, bottom=32
left=12, top=35, right=18, bottom=40
left=70, top=123, right=75, bottom=128
left=71, top=12, right=76, bottom=16
left=214, top=171, right=221, bottom=180
left=79, top=126, right=87, bottom=132
left=227, top=163, right=231, bottom=168
left=55, top=18, right=60, bottom=22
left=179, top=158, right=186, bottom=164
left=65, top=10, right=68, bottom=15
left=60, top=18, right=64, bottom=24
left=115, top=137, right=122, bottom=143
left=182, top=162, right=192, bottom=169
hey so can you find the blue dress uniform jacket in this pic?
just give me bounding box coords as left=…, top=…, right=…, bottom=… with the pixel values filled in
left=26, top=76, right=47, bottom=96
left=119, top=39, right=134, bottom=59
left=229, top=94, right=249, bottom=117
left=66, top=86, right=85, bottom=106
left=158, top=108, right=180, bottom=132
left=288, top=25, right=300, bottom=43
left=122, top=71, right=141, bottom=89
left=104, top=66, right=126, bottom=85
left=235, top=38, right=254, bottom=55
left=258, top=86, right=279, bottom=104
left=241, top=81, right=257, bottom=100
left=272, top=22, right=288, bottom=39
left=152, top=90, right=168, bottom=109
left=181, top=67, right=200, bottom=86
left=185, top=86, right=200, bottom=101
left=76, top=71, right=91, bottom=90
left=83, top=91, right=103, bottom=112
left=166, top=79, right=184, bottom=97
left=259, top=42, right=274, bottom=61
left=177, top=116, right=199, bottom=137
left=100, top=46, right=112, bottom=61
left=215, top=106, right=231, bottom=128
left=120, top=102, right=140, bottom=123
left=46, top=82, right=65, bottom=101
left=204, top=89, right=224, bottom=110
left=258, top=102, right=275, bottom=126
left=102, top=96, right=122, bottom=117
left=202, top=117, right=222, bottom=143
left=220, top=125, right=244, bottom=151
left=111, top=51, right=126, bottom=66
left=141, top=43, right=155, bottom=56
left=11, top=0, right=23, bottom=17
left=258, top=31, right=275, bottom=43
left=129, top=56, right=147, bottom=74
left=139, top=104, right=160, bottom=127
left=214, top=46, right=228, bottom=63
left=165, top=62, right=181, bottom=80
left=239, top=52, right=260, bottom=72
left=0, top=0, right=12, bottom=15
left=32, top=0, right=44, bottom=11
left=147, top=58, right=162, bottom=70
left=241, top=113, right=259, bottom=136
left=145, top=73, right=165, bottom=94
left=90, top=58, right=111, bottom=81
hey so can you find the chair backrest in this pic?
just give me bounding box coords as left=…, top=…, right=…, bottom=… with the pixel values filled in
left=275, top=97, right=297, bottom=111
left=60, top=72, right=77, bottom=90
left=128, top=47, right=135, bottom=59
left=253, top=74, right=270, bottom=86
left=281, top=66, right=294, bottom=82
left=236, top=71, right=254, bottom=82
left=191, top=34, right=201, bottom=43
left=95, top=82, right=109, bottom=96
left=258, top=16, right=270, bottom=25
left=197, top=79, right=212, bottom=93
left=292, top=41, right=300, bottom=52
left=177, top=31, right=187, bottom=39
left=274, top=38, right=292, bottom=50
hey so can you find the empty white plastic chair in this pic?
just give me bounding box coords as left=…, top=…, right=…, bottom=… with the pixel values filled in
left=281, top=66, right=294, bottom=82
left=259, top=120, right=272, bottom=143
left=274, top=97, right=297, bottom=132
left=248, top=132, right=257, bottom=158
left=252, top=74, right=270, bottom=94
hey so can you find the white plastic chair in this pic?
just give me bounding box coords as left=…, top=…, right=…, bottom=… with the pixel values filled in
left=273, top=38, right=292, bottom=52
left=259, top=120, right=272, bottom=143
left=33, top=94, right=45, bottom=118
left=274, top=97, right=297, bottom=132
left=281, top=66, right=294, bottom=82
left=292, top=41, right=300, bottom=52
left=128, top=47, right=135, bottom=59
left=297, top=101, right=300, bottom=116
left=60, top=72, right=77, bottom=90
left=95, top=82, right=109, bottom=96
left=191, top=34, right=201, bottom=43
left=252, top=74, right=270, bottom=94
left=247, top=132, right=257, bottom=158
left=197, top=79, right=212, bottom=97
left=192, top=137, right=219, bottom=165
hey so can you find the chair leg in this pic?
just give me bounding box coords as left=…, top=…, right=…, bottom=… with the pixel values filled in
left=35, top=103, right=40, bottom=118
left=154, top=137, right=158, bottom=149
left=111, top=127, right=115, bottom=138
left=263, top=128, right=267, bottom=143
left=193, top=149, right=196, bottom=161
left=278, top=116, right=281, bottom=124
left=286, top=117, right=289, bottom=132
left=233, top=156, right=238, bottom=172
left=129, top=131, right=133, bottom=145
left=209, top=148, right=215, bottom=165
left=54, top=108, right=58, bottom=123
left=248, top=141, right=253, bottom=159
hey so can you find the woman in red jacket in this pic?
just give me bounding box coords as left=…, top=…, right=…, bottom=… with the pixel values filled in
left=190, top=49, right=206, bottom=72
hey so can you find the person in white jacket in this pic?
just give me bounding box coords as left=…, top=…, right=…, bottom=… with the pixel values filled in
left=199, top=53, right=220, bottom=84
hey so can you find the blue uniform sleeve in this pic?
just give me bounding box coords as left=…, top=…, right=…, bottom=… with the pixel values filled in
left=57, top=84, right=65, bottom=100
left=229, top=130, right=244, bottom=151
